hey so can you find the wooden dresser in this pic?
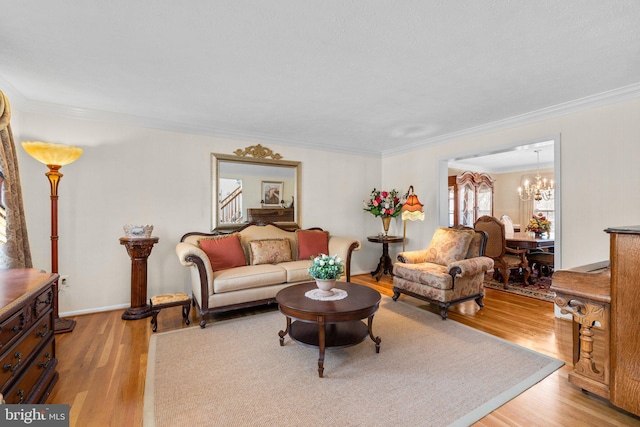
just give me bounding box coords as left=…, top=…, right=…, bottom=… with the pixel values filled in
left=0, top=269, right=59, bottom=403
left=247, top=207, right=294, bottom=223
left=551, top=226, right=640, bottom=417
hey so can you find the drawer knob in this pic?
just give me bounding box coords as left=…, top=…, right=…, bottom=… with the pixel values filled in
left=38, top=352, right=52, bottom=369
left=3, top=352, right=22, bottom=372
left=36, top=323, right=50, bottom=339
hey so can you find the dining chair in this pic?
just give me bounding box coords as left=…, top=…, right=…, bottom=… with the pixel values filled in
left=474, top=215, right=531, bottom=287
left=500, top=215, right=515, bottom=235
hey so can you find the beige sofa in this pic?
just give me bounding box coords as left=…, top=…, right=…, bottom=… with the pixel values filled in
left=176, top=223, right=361, bottom=327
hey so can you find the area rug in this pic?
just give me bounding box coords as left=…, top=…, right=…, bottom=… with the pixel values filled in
left=483, top=271, right=555, bottom=302
left=144, top=298, right=563, bottom=427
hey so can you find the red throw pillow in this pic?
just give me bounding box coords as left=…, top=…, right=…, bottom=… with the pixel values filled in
left=199, top=234, right=247, bottom=271
left=296, top=230, right=329, bottom=260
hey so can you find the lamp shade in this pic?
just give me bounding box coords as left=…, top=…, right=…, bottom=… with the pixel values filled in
left=401, top=185, right=424, bottom=221
left=22, top=141, right=83, bottom=166
left=402, top=209, right=425, bottom=221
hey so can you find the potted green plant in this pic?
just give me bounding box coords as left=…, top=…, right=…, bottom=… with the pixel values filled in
left=308, top=254, right=344, bottom=296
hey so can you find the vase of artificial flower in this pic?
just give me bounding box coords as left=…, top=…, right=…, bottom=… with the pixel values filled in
left=308, top=254, right=344, bottom=297
left=525, top=213, right=551, bottom=237
left=381, top=216, right=391, bottom=236
left=363, top=188, right=403, bottom=236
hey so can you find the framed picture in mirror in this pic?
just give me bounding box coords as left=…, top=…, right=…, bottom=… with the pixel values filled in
left=262, top=181, right=283, bottom=206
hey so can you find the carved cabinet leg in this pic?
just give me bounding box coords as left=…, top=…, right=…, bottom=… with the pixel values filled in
left=554, top=294, right=610, bottom=399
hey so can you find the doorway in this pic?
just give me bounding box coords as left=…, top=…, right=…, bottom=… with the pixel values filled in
left=437, top=135, right=562, bottom=270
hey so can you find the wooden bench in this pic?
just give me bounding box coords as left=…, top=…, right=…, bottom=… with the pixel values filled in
left=149, top=293, right=191, bottom=332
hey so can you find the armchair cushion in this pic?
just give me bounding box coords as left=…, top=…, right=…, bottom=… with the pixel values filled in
left=465, top=231, right=485, bottom=258
left=199, top=234, right=247, bottom=272
left=296, top=229, right=329, bottom=260
left=393, top=262, right=451, bottom=290
left=425, top=227, right=475, bottom=265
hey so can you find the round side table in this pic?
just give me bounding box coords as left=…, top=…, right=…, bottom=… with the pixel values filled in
left=367, top=235, right=404, bottom=281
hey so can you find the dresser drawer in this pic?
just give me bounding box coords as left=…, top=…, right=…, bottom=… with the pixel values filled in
left=32, top=287, right=54, bottom=321
left=0, top=312, right=53, bottom=391
left=0, top=307, right=26, bottom=351
left=2, top=340, right=55, bottom=404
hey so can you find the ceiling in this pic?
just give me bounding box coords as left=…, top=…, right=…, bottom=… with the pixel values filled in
left=2, top=1, right=640, bottom=166
left=448, top=139, right=555, bottom=174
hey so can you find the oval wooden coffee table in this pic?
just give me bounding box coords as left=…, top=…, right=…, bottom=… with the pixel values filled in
left=276, top=282, right=381, bottom=378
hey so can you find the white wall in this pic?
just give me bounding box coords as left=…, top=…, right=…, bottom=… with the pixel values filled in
left=492, top=170, right=520, bottom=226
left=384, top=96, right=640, bottom=271
left=13, top=112, right=383, bottom=315
left=13, top=95, right=640, bottom=315
left=493, top=167, right=554, bottom=228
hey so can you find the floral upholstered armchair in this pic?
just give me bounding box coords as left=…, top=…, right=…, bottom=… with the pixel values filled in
left=392, top=226, right=494, bottom=320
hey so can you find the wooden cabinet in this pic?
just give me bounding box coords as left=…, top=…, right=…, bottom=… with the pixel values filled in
left=0, top=269, right=59, bottom=404
left=607, top=226, right=640, bottom=416
left=448, top=171, right=494, bottom=227
left=551, top=226, right=640, bottom=417
left=247, top=207, right=294, bottom=223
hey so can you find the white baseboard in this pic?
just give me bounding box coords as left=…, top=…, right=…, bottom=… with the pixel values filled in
left=60, top=303, right=130, bottom=318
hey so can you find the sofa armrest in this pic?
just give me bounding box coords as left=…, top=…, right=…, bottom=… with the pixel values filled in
left=176, top=242, right=214, bottom=310
left=397, top=249, right=430, bottom=264
left=328, top=236, right=361, bottom=281
left=447, top=256, right=494, bottom=277
left=176, top=242, right=206, bottom=267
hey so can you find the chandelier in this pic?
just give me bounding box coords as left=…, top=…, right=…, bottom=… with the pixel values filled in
left=517, top=150, right=553, bottom=201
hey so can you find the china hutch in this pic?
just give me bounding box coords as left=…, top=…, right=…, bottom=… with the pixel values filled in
left=448, top=171, right=494, bottom=227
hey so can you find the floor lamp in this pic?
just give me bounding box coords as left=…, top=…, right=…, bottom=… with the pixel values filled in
left=22, top=141, right=83, bottom=334
left=401, top=185, right=424, bottom=251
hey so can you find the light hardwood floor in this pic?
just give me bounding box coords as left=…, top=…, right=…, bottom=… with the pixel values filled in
left=49, top=274, right=640, bottom=426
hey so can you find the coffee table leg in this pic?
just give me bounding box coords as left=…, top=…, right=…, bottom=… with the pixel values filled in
left=368, top=315, right=381, bottom=353
left=278, top=316, right=291, bottom=346
left=317, top=315, right=326, bottom=378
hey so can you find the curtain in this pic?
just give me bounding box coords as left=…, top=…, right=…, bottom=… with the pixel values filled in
left=519, top=199, right=534, bottom=231
left=0, top=90, right=33, bottom=268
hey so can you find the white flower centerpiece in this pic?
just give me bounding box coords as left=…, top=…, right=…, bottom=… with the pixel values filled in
left=308, top=254, right=344, bottom=297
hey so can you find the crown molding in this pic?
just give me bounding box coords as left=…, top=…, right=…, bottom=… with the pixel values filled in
left=0, top=77, right=28, bottom=106
left=4, top=74, right=640, bottom=159
left=1, top=81, right=380, bottom=158
left=15, top=101, right=382, bottom=158
left=382, top=82, right=640, bottom=157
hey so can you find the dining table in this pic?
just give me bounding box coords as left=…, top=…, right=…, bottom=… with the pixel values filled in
left=505, top=232, right=554, bottom=250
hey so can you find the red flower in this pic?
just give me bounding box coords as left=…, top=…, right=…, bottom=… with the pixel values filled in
left=381, top=191, right=388, bottom=198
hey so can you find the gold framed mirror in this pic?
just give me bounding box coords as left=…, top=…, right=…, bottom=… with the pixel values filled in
left=212, top=151, right=301, bottom=230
